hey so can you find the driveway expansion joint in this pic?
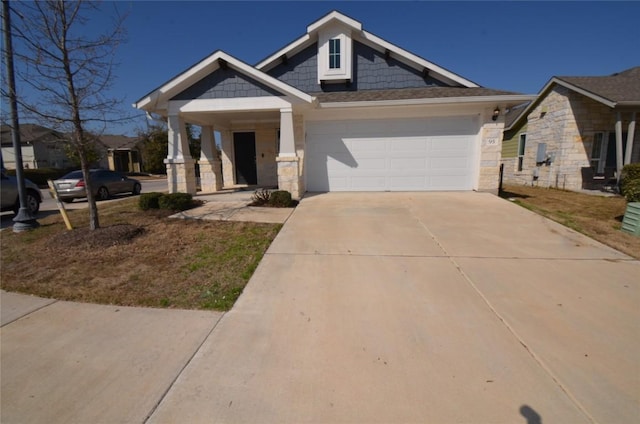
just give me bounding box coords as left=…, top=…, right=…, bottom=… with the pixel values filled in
left=1, top=298, right=59, bottom=328
left=143, top=312, right=225, bottom=424
left=408, top=203, right=598, bottom=423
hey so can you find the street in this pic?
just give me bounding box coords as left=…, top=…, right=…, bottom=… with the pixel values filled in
left=1, top=178, right=168, bottom=230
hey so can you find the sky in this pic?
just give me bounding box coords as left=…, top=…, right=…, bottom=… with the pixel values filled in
left=7, top=1, right=640, bottom=136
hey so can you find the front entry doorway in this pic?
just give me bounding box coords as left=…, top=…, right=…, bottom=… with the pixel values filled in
left=234, top=132, right=257, bottom=185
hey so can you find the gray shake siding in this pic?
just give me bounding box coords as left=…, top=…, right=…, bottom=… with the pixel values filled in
left=171, top=67, right=282, bottom=100
left=267, top=41, right=447, bottom=92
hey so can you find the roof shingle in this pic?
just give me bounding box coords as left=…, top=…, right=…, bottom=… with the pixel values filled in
left=556, top=66, right=640, bottom=103
left=313, top=86, right=521, bottom=103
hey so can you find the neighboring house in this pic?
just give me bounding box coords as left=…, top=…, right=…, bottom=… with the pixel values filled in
left=98, top=135, right=143, bottom=173
left=0, top=123, right=73, bottom=169
left=502, top=67, right=640, bottom=191
left=134, top=10, right=532, bottom=197
left=1, top=124, right=143, bottom=173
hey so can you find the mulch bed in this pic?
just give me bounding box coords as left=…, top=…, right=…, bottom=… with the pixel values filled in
left=46, top=224, right=144, bottom=250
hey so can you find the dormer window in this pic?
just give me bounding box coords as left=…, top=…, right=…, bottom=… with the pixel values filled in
left=317, top=26, right=352, bottom=83
left=329, top=38, right=341, bottom=69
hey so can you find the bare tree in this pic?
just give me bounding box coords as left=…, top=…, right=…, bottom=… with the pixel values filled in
left=6, top=0, right=128, bottom=230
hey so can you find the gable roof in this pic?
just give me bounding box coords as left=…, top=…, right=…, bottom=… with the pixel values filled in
left=98, top=135, right=141, bottom=150
left=134, top=50, right=314, bottom=115
left=505, top=66, right=640, bottom=130
left=0, top=123, right=67, bottom=146
left=255, top=10, right=479, bottom=89
left=555, top=66, right=640, bottom=106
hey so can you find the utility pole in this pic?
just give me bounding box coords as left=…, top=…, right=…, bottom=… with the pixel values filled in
left=2, top=0, right=39, bottom=231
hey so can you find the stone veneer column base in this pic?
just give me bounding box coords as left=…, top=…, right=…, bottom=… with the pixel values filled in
left=164, top=158, right=197, bottom=195
left=199, top=160, right=222, bottom=193
left=276, top=156, right=302, bottom=199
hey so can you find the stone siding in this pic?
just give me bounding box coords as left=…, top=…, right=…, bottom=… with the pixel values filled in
left=255, top=128, right=278, bottom=187
left=165, top=158, right=197, bottom=194
left=477, top=122, right=504, bottom=194
left=502, top=85, right=640, bottom=191
left=277, top=157, right=303, bottom=199
left=220, top=130, right=235, bottom=188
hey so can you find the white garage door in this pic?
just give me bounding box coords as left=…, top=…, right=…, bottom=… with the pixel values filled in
left=305, top=116, right=478, bottom=191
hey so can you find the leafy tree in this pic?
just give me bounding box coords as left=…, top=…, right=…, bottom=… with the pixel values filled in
left=6, top=0, right=128, bottom=230
left=186, top=123, right=201, bottom=161
left=138, top=124, right=168, bottom=174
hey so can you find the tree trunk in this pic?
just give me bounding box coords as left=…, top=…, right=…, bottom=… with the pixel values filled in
left=57, top=0, right=99, bottom=229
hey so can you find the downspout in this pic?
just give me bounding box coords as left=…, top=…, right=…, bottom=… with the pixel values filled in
left=624, top=111, right=636, bottom=165
left=615, top=111, right=623, bottom=182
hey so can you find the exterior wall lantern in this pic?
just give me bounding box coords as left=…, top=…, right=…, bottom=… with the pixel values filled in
left=492, top=107, right=500, bottom=121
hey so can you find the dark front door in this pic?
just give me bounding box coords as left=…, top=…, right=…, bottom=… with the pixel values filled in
left=234, top=132, right=257, bottom=185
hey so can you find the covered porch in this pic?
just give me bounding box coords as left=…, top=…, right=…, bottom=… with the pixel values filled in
left=132, top=51, right=314, bottom=199
left=164, top=101, right=306, bottom=199
left=583, top=109, right=639, bottom=190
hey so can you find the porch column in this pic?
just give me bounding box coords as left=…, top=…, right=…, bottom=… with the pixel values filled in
left=164, top=114, right=197, bottom=194
left=625, top=111, right=636, bottom=165
left=615, top=111, right=624, bottom=182
left=276, top=107, right=302, bottom=198
left=199, top=125, right=223, bottom=192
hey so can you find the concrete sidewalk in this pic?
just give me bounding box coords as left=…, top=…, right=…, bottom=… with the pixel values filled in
left=171, top=190, right=294, bottom=224
left=2, top=192, right=638, bottom=423
left=1, top=291, right=223, bottom=424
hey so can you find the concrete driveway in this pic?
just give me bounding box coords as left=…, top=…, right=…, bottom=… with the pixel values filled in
left=2, top=192, right=638, bottom=423
left=148, top=192, right=639, bottom=423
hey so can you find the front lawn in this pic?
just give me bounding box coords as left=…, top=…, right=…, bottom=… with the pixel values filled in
left=500, top=184, right=640, bottom=259
left=0, top=198, right=281, bottom=310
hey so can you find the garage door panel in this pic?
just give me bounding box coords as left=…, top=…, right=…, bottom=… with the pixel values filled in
left=389, top=176, right=428, bottom=190
left=347, top=138, right=386, bottom=152
left=429, top=157, right=471, bottom=169
left=389, top=157, right=426, bottom=170
left=351, top=176, right=387, bottom=190
left=390, top=138, right=428, bottom=152
left=306, top=117, right=477, bottom=192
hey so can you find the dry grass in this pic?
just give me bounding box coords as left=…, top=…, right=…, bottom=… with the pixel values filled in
left=0, top=198, right=281, bottom=310
left=501, top=184, right=640, bottom=259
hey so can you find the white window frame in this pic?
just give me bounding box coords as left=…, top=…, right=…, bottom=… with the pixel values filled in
left=317, top=25, right=352, bottom=82
left=517, top=133, right=526, bottom=172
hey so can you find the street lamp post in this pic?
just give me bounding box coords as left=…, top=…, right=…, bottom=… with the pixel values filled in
left=2, top=0, right=39, bottom=232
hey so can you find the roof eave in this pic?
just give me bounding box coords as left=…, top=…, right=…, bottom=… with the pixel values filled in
left=318, top=95, right=535, bottom=109
left=553, top=77, right=617, bottom=108
left=134, top=51, right=314, bottom=114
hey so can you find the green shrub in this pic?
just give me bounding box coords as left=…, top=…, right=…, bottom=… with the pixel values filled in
left=139, top=192, right=164, bottom=210
left=268, top=190, right=293, bottom=207
left=621, top=163, right=640, bottom=202
left=158, top=192, right=193, bottom=211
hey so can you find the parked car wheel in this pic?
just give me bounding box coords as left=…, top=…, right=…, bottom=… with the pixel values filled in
left=12, top=189, right=41, bottom=215
left=62, top=198, right=74, bottom=204
left=132, top=183, right=141, bottom=195
left=97, top=186, right=110, bottom=200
